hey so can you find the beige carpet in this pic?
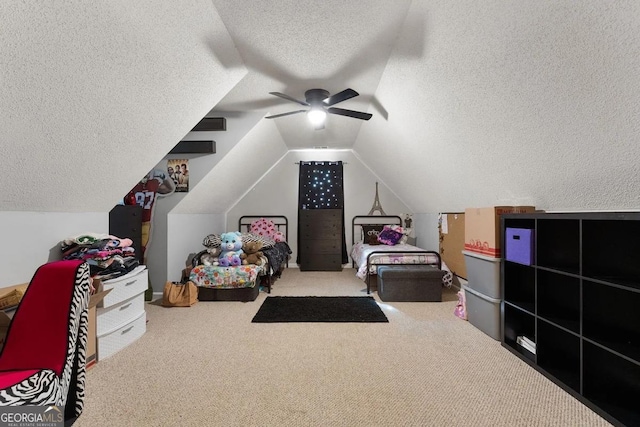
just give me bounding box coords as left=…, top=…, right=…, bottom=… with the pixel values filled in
left=76, top=269, right=612, bottom=427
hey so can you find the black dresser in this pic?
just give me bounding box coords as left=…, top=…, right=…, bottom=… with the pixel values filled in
left=109, top=205, right=143, bottom=264
left=298, top=209, right=342, bottom=271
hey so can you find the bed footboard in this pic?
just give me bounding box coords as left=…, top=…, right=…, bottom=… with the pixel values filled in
left=365, top=250, right=442, bottom=294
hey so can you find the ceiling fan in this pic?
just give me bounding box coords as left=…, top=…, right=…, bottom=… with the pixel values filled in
left=265, top=88, right=372, bottom=130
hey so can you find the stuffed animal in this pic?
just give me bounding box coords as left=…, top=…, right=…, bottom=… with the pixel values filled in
left=241, top=241, right=264, bottom=266
left=218, top=231, right=244, bottom=267
left=202, top=247, right=221, bottom=266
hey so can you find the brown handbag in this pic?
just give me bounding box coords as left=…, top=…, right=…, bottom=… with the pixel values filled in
left=162, top=281, right=198, bottom=307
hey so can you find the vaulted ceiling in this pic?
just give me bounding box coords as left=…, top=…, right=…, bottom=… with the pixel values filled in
left=210, top=0, right=414, bottom=149
left=1, top=1, right=639, bottom=213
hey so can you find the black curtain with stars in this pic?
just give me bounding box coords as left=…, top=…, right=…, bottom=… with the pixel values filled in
left=298, top=161, right=348, bottom=264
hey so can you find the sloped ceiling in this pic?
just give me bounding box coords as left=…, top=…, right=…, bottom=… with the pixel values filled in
left=173, top=118, right=288, bottom=214
left=211, top=0, right=413, bottom=149
left=0, top=0, right=246, bottom=212
left=2, top=1, right=638, bottom=215
left=354, top=1, right=640, bottom=212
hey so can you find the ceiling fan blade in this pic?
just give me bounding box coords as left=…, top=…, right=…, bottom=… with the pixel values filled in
left=265, top=110, right=307, bottom=119
left=269, top=92, right=309, bottom=106
left=324, top=88, right=359, bottom=106
left=327, top=107, right=372, bottom=121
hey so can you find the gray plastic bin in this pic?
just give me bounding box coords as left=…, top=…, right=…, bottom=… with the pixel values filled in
left=462, top=250, right=502, bottom=299
left=462, top=284, right=501, bottom=340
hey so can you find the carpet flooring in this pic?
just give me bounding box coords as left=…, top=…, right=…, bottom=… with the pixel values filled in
left=251, top=296, right=389, bottom=322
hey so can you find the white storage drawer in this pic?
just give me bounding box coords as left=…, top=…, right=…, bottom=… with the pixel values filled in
left=97, top=292, right=145, bottom=336
left=100, top=266, right=147, bottom=308
left=97, top=311, right=146, bottom=360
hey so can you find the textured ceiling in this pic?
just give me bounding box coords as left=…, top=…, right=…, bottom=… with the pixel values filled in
left=0, top=0, right=245, bottom=212
left=2, top=1, right=639, bottom=215
left=211, top=0, right=413, bottom=149
left=353, top=0, right=640, bottom=212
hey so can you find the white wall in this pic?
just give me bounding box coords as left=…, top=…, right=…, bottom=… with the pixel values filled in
left=413, top=213, right=440, bottom=252
left=166, top=213, right=226, bottom=285
left=0, top=212, right=106, bottom=288
left=227, top=150, right=412, bottom=265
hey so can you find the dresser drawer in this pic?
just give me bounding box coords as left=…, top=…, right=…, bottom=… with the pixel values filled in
left=300, top=209, right=341, bottom=219
left=100, top=266, right=147, bottom=308
left=97, top=292, right=145, bottom=336
left=299, top=254, right=342, bottom=271
left=300, top=224, right=341, bottom=239
left=97, top=311, right=146, bottom=360
left=301, top=239, right=341, bottom=254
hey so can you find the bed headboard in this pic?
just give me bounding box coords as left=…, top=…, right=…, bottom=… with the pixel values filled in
left=352, top=215, right=402, bottom=245
left=238, top=215, right=289, bottom=241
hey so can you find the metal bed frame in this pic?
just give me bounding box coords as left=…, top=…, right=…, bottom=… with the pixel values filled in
left=238, top=215, right=290, bottom=293
left=351, top=215, right=442, bottom=294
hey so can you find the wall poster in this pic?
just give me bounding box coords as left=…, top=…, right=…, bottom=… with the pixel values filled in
left=167, top=159, right=189, bottom=192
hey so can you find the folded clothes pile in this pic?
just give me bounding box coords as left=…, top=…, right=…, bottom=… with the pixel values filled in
left=61, top=232, right=139, bottom=280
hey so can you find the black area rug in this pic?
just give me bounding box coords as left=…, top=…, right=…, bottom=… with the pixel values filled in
left=251, top=296, right=389, bottom=323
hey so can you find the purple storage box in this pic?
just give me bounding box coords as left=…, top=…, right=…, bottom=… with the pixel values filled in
left=505, top=228, right=534, bottom=265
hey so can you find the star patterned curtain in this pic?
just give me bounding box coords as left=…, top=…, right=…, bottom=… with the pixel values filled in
left=299, top=161, right=344, bottom=209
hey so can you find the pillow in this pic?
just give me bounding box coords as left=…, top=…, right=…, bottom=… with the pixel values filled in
left=250, top=218, right=276, bottom=237
left=388, top=224, right=405, bottom=235
left=203, top=234, right=221, bottom=248
left=377, top=225, right=403, bottom=246
left=241, top=232, right=275, bottom=248
left=361, top=225, right=384, bottom=244
left=387, top=224, right=408, bottom=244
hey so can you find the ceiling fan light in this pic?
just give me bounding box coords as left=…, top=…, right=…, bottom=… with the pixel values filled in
left=307, top=108, right=326, bottom=126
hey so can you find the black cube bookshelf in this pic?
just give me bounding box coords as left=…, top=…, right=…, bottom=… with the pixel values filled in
left=501, top=212, right=640, bottom=427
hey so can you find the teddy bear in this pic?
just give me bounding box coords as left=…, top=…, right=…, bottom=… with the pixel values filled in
left=218, top=231, right=244, bottom=267
left=241, top=241, right=264, bottom=266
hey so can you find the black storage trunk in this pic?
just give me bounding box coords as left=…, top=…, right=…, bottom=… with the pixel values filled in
left=377, top=265, right=444, bottom=302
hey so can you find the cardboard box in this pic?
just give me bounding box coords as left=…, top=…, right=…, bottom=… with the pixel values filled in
left=464, top=206, right=536, bottom=257
left=0, top=284, right=29, bottom=349
left=87, top=281, right=112, bottom=369
left=0, top=284, right=28, bottom=311
left=439, top=213, right=467, bottom=279
left=0, top=312, right=12, bottom=349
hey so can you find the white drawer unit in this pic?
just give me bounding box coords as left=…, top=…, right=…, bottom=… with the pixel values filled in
left=97, top=311, right=146, bottom=361
left=96, top=266, right=147, bottom=360
left=96, top=292, right=145, bottom=336
left=99, top=266, right=147, bottom=308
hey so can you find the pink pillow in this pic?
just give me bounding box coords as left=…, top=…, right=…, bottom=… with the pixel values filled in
left=250, top=218, right=275, bottom=237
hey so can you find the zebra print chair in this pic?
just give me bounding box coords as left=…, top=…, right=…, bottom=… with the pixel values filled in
left=0, top=260, right=90, bottom=426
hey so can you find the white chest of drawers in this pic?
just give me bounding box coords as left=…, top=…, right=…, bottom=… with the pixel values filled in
left=96, top=266, right=147, bottom=360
